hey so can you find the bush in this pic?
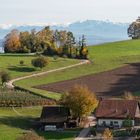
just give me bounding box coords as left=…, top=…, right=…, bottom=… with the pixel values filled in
left=103, top=128, right=113, bottom=140
left=53, top=55, right=58, bottom=60
left=91, top=127, right=97, bottom=136
left=31, top=56, right=49, bottom=69
left=19, top=60, right=24, bottom=65
left=122, top=118, right=133, bottom=128
left=17, top=131, right=45, bottom=140
left=0, top=71, right=11, bottom=85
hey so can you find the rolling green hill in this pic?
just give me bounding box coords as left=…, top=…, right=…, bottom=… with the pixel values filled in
left=15, top=40, right=140, bottom=99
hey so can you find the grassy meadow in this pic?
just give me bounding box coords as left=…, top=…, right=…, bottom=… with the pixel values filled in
left=0, top=54, right=78, bottom=79
left=0, top=107, right=77, bottom=140
left=15, top=40, right=140, bottom=99
left=1, top=40, right=140, bottom=140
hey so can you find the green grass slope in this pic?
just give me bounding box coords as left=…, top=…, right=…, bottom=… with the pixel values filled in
left=0, top=107, right=77, bottom=140
left=0, top=54, right=78, bottom=79
left=15, top=40, right=140, bottom=99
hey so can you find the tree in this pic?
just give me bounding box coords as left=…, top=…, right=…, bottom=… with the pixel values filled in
left=0, top=71, right=11, bottom=85
left=31, top=56, right=49, bottom=69
left=4, top=29, right=21, bottom=53
left=59, top=30, right=68, bottom=47
left=37, top=26, right=54, bottom=49
left=53, top=30, right=60, bottom=48
left=128, top=17, right=140, bottom=39
left=79, top=35, right=88, bottom=59
left=65, top=31, right=76, bottom=57
left=60, top=85, right=98, bottom=124
left=16, top=131, right=45, bottom=140
left=103, top=128, right=113, bottom=140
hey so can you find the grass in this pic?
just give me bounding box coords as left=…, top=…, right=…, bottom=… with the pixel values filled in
left=15, top=40, right=140, bottom=99
left=0, top=54, right=78, bottom=99
left=0, top=107, right=41, bottom=140
left=38, top=131, right=78, bottom=140
left=0, top=54, right=78, bottom=79
left=0, top=107, right=78, bottom=140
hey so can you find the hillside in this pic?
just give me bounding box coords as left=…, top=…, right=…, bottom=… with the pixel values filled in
left=0, top=20, right=129, bottom=45
left=15, top=40, right=140, bottom=99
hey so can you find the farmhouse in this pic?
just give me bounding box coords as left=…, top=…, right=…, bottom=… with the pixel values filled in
left=40, top=106, right=71, bottom=131
left=95, top=99, right=140, bottom=128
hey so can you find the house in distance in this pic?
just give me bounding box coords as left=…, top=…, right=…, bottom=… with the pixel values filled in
left=95, top=99, right=140, bottom=128
left=39, top=106, right=77, bottom=131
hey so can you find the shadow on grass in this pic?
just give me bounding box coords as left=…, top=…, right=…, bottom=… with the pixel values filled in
left=0, top=116, right=77, bottom=140
left=37, top=131, right=77, bottom=140
left=0, top=116, right=33, bottom=130
left=8, top=66, right=36, bottom=73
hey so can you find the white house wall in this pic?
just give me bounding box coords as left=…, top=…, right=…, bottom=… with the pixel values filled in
left=97, top=119, right=134, bottom=128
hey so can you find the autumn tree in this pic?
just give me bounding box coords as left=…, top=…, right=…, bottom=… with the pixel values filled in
left=103, top=128, right=113, bottom=140
left=128, top=17, right=140, bottom=39
left=60, top=85, right=98, bottom=124
left=37, top=26, right=54, bottom=48
left=0, top=71, right=11, bottom=85
left=4, top=29, right=21, bottom=53
left=19, top=31, right=31, bottom=53
left=16, top=131, right=45, bottom=140
left=53, top=30, right=60, bottom=48
left=31, top=56, right=49, bottom=69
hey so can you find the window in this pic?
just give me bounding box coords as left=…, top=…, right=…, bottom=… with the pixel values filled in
left=114, top=121, right=118, bottom=124
left=110, top=121, right=113, bottom=126
left=102, top=121, right=106, bottom=126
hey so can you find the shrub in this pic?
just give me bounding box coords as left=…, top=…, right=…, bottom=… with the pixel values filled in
left=31, top=56, right=49, bottom=69
left=53, top=55, right=58, bottom=60
left=122, top=118, right=133, bottom=128
left=0, top=71, right=11, bottom=85
left=19, top=60, right=24, bottom=65
left=103, top=128, right=113, bottom=140
left=91, top=127, right=97, bottom=136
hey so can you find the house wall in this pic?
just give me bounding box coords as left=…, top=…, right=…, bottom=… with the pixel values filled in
left=97, top=119, right=134, bottom=128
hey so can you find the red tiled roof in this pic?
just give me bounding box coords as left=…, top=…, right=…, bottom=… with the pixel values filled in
left=95, top=99, right=139, bottom=119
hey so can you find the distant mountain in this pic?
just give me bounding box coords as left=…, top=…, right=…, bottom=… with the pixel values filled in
left=0, top=39, right=4, bottom=53
left=0, top=20, right=130, bottom=46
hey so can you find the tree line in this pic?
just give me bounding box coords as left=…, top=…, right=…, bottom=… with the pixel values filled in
left=4, top=26, right=88, bottom=59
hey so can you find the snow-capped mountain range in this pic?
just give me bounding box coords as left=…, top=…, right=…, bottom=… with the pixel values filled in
left=0, top=20, right=130, bottom=46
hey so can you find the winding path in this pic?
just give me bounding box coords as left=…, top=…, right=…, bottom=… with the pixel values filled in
left=6, top=60, right=89, bottom=89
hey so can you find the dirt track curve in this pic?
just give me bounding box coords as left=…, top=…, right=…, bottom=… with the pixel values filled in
left=6, top=60, right=89, bottom=89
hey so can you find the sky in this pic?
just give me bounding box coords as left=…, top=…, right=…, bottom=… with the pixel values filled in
left=0, top=0, right=140, bottom=26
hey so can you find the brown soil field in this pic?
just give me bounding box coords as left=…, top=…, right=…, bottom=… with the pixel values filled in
left=34, top=63, right=140, bottom=97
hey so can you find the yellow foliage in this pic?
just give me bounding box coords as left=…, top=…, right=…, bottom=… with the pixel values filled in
left=60, top=85, right=98, bottom=118
left=103, top=128, right=113, bottom=140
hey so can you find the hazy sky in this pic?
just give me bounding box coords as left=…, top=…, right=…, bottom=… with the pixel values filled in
left=0, top=0, right=140, bottom=25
